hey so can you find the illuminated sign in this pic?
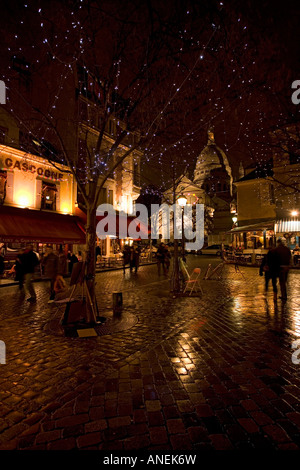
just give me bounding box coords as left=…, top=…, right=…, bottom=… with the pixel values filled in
left=3, top=157, right=63, bottom=181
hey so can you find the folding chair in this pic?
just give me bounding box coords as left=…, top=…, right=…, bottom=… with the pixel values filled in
left=183, top=268, right=203, bottom=295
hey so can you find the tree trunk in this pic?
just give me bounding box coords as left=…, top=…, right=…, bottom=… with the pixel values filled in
left=85, top=203, right=97, bottom=322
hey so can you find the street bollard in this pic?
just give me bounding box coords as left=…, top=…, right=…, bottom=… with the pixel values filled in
left=113, top=292, right=123, bottom=316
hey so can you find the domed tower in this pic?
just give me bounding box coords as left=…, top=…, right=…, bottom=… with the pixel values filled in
left=193, top=129, right=233, bottom=201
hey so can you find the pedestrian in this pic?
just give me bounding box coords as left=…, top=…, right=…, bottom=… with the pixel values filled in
left=156, top=243, right=165, bottom=275
left=69, top=252, right=79, bottom=273
left=274, top=238, right=292, bottom=301
left=14, top=249, right=25, bottom=291
left=77, top=251, right=83, bottom=261
left=131, top=244, right=141, bottom=273
left=164, top=245, right=171, bottom=274
left=20, top=244, right=39, bottom=302
left=129, top=246, right=137, bottom=272
left=57, top=248, right=67, bottom=276
left=122, top=245, right=130, bottom=274
left=42, top=246, right=58, bottom=302
left=259, top=247, right=280, bottom=300
left=96, top=245, right=101, bottom=258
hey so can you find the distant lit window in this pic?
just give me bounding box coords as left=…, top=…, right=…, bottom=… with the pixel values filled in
left=41, top=181, right=57, bottom=211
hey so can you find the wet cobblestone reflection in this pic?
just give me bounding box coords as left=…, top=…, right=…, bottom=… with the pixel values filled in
left=0, top=256, right=299, bottom=450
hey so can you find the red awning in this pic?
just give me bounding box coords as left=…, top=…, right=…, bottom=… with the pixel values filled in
left=0, top=206, right=86, bottom=244
left=75, top=207, right=150, bottom=239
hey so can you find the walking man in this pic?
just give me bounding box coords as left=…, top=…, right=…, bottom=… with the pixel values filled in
left=21, top=244, right=39, bottom=302
left=274, top=238, right=291, bottom=301
left=259, top=247, right=280, bottom=301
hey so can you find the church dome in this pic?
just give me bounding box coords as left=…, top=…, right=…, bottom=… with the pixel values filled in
left=193, top=129, right=233, bottom=195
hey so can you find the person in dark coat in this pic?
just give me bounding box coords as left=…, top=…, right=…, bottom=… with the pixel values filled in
left=14, top=249, right=25, bottom=291
left=57, top=248, right=67, bottom=276
left=259, top=247, right=280, bottom=299
left=156, top=243, right=166, bottom=275
left=130, top=245, right=141, bottom=273
left=69, top=252, right=79, bottom=273
left=163, top=245, right=171, bottom=274
left=274, top=239, right=292, bottom=301
left=122, top=245, right=131, bottom=274
left=20, top=244, right=39, bottom=302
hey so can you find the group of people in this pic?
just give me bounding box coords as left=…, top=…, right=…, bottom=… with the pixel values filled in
left=259, top=239, right=292, bottom=301
left=8, top=245, right=70, bottom=303
left=122, top=244, right=141, bottom=274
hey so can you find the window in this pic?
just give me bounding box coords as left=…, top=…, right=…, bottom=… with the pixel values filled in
left=41, top=181, right=57, bottom=211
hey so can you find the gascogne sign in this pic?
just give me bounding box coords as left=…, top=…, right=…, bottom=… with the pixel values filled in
left=3, top=157, right=64, bottom=181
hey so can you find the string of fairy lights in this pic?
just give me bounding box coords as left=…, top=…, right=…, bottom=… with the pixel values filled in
left=1, top=1, right=299, bottom=206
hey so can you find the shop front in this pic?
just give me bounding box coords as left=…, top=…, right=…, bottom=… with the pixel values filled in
left=230, top=220, right=276, bottom=250
left=274, top=219, right=300, bottom=249
left=75, top=207, right=150, bottom=266
left=0, top=204, right=86, bottom=270
left=0, top=145, right=85, bottom=269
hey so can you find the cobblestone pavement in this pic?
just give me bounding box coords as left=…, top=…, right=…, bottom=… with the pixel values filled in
left=0, top=255, right=300, bottom=451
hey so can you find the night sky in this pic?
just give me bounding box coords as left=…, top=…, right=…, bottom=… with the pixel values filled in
left=0, top=0, right=299, bottom=189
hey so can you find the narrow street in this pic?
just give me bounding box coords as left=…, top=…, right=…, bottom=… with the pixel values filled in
left=0, top=255, right=300, bottom=451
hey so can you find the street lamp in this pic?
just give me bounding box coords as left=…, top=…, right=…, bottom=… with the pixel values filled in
left=177, top=194, right=187, bottom=257
left=291, top=210, right=298, bottom=233
left=232, top=215, right=238, bottom=248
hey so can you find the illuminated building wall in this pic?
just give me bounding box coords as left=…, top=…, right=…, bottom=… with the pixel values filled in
left=0, top=145, right=76, bottom=215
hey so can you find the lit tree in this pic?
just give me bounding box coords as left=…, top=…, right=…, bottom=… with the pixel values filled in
left=1, top=0, right=298, bottom=302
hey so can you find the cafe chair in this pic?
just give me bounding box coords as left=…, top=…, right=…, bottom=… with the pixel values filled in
left=183, top=268, right=203, bottom=295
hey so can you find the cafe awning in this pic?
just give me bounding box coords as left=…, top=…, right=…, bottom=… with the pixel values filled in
left=0, top=205, right=86, bottom=244
left=75, top=207, right=150, bottom=239
left=274, top=219, right=300, bottom=235
left=228, top=220, right=275, bottom=233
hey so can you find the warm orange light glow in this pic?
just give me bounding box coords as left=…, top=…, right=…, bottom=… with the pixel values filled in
left=15, top=192, right=32, bottom=208
left=61, top=205, right=71, bottom=214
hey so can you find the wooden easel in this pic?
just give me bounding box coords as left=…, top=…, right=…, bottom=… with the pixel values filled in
left=58, top=262, right=97, bottom=326
left=205, top=262, right=225, bottom=280
left=204, top=261, right=245, bottom=280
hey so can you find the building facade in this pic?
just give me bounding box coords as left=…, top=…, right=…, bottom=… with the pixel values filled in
left=232, top=127, right=300, bottom=251
left=162, top=129, right=234, bottom=247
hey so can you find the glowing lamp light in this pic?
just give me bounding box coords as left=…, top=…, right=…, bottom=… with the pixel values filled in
left=177, top=194, right=187, bottom=207
left=16, top=192, right=31, bottom=208
left=232, top=216, right=238, bottom=224
left=291, top=210, right=298, bottom=217
left=61, top=206, right=71, bottom=214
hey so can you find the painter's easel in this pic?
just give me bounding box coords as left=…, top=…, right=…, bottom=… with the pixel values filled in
left=56, top=262, right=97, bottom=326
